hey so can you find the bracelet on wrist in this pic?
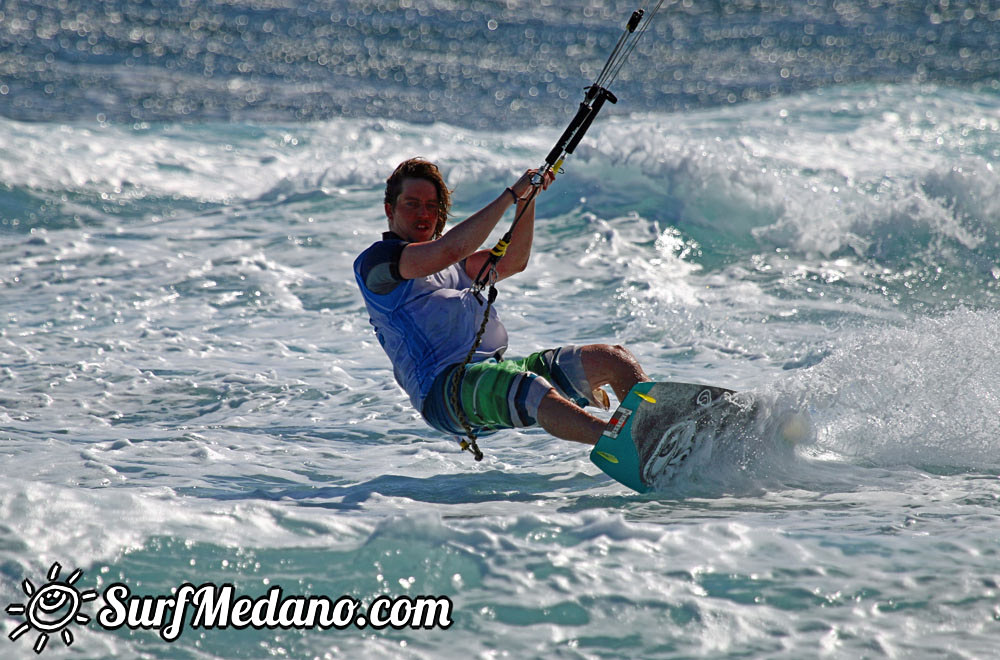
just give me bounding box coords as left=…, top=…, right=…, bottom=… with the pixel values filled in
left=505, top=187, right=519, bottom=204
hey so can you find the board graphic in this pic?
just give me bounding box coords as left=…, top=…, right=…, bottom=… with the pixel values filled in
left=590, top=381, right=761, bottom=493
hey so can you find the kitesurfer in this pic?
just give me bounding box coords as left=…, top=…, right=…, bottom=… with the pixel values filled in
left=354, top=158, right=650, bottom=447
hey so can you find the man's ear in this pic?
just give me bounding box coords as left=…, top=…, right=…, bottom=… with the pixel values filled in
left=384, top=202, right=394, bottom=222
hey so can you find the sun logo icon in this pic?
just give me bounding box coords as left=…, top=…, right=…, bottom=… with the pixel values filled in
left=5, top=562, right=99, bottom=654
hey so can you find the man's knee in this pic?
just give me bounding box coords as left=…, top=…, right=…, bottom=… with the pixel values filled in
left=583, top=343, right=637, bottom=366
left=580, top=343, right=647, bottom=399
left=610, top=343, right=636, bottom=362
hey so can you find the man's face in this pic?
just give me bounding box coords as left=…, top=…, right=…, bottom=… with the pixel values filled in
left=385, top=178, right=439, bottom=243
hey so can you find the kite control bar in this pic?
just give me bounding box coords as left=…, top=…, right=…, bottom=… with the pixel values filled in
left=477, top=4, right=661, bottom=288
left=532, top=6, right=654, bottom=184
left=534, top=84, right=618, bottom=184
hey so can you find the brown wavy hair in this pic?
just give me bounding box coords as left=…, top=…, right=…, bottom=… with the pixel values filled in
left=384, top=158, right=452, bottom=239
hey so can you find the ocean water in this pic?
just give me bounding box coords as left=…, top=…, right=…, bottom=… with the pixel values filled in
left=2, top=1, right=1000, bottom=658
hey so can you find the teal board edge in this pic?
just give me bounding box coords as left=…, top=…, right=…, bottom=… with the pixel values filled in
left=589, top=381, right=657, bottom=494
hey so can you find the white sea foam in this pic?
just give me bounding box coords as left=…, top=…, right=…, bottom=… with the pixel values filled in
left=793, top=308, right=1000, bottom=469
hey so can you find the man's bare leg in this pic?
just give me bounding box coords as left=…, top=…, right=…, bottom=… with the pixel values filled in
left=536, top=344, right=651, bottom=445
left=535, top=390, right=607, bottom=445
left=579, top=344, right=649, bottom=401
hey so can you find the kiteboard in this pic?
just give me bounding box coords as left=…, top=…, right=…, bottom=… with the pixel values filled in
left=590, top=381, right=795, bottom=493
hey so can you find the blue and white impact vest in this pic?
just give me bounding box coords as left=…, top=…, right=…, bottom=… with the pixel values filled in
left=353, top=233, right=508, bottom=411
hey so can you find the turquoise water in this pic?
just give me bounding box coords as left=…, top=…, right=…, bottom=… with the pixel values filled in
left=3, top=2, right=1000, bottom=658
